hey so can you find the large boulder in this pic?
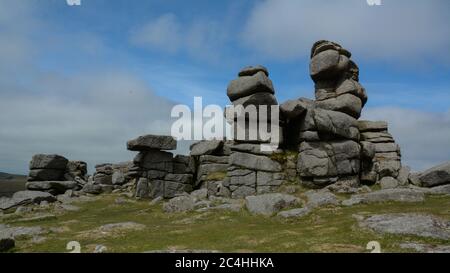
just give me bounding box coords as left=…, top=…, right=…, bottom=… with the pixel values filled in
left=127, top=135, right=176, bottom=151
left=28, top=169, right=65, bottom=181
left=26, top=181, right=78, bottom=194
left=134, top=150, right=173, bottom=172
left=1, top=191, right=56, bottom=210
left=238, top=65, right=269, bottom=77
left=190, top=140, right=224, bottom=156
left=357, top=120, right=388, bottom=132
left=65, top=161, right=87, bottom=179
left=162, top=195, right=195, bottom=213
left=315, top=93, right=362, bottom=119
left=418, top=161, right=450, bottom=187
left=229, top=152, right=282, bottom=172
left=245, top=193, right=300, bottom=216
left=29, top=154, right=68, bottom=170
left=310, top=49, right=348, bottom=82
left=342, top=188, right=425, bottom=206
left=313, top=109, right=359, bottom=140
left=279, top=98, right=312, bottom=120
left=297, top=140, right=360, bottom=178
left=358, top=213, right=450, bottom=240
left=227, top=71, right=274, bottom=101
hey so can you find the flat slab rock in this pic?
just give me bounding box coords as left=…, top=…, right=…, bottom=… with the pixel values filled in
left=0, top=191, right=56, bottom=210
left=399, top=243, right=450, bottom=253
left=245, top=193, right=300, bottom=216
left=418, top=161, right=450, bottom=187
left=342, top=188, right=425, bottom=206
left=127, top=135, right=176, bottom=151
left=190, top=140, right=223, bottom=156
left=358, top=213, right=450, bottom=240
left=98, top=222, right=146, bottom=232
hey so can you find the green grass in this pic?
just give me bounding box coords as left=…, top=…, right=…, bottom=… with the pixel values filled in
left=3, top=193, right=450, bottom=253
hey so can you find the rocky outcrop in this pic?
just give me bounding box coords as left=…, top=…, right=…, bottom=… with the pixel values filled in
left=416, top=161, right=450, bottom=187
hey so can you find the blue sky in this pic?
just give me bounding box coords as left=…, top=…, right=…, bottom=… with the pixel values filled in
left=0, top=0, right=450, bottom=174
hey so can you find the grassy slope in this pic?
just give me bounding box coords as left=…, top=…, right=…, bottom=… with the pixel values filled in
left=3, top=192, right=450, bottom=253
left=0, top=173, right=27, bottom=197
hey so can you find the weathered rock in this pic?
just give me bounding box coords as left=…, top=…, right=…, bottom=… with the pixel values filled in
left=280, top=98, right=311, bottom=120
left=397, top=166, right=411, bottom=186
left=315, top=93, right=362, bottom=119
left=230, top=152, right=282, bottom=172
left=190, top=140, right=224, bottom=156
left=98, top=222, right=145, bottom=232
left=374, top=159, right=401, bottom=178
left=310, top=49, right=347, bottom=82
left=28, top=169, right=65, bottom=182
left=313, top=109, right=359, bottom=140
left=335, top=78, right=367, bottom=106
left=0, top=224, right=45, bottom=240
left=229, top=171, right=256, bottom=187
left=277, top=207, right=311, bottom=219
left=227, top=71, right=274, bottom=101
left=399, top=243, right=450, bottom=253
left=297, top=140, right=360, bottom=178
left=256, top=172, right=285, bottom=187
left=173, top=155, right=196, bottom=174
left=305, top=189, right=339, bottom=208
left=112, top=170, right=126, bottom=185
left=29, top=154, right=68, bottom=170
left=360, top=141, right=375, bottom=159
left=245, top=193, right=300, bottom=216
left=134, top=150, right=173, bottom=172
left=231, top=186, right=255, bottom=199
left=360, top=132, right=394, bottom=143
left=238, top=65, right=269, bottom=77
left=26, top=181, right=78, bottom=194
left=342, top=188, right=425, bottom=206
left=357, top=121, right=388, bottom=132
left=127, top=135, right=176, bottom=151
left=81, top=183, right=103, bottom=194
left=190, top=189, right=208, bottom=201
left=135, top=178, right=149, bottom=198
left=418, top=161, right=450, bottom=187
left=199, top=155, right=229, bottom=165
left=232, top=92, right=278, bottom=109
left=379, top=177, right=399, bottom=189
left=164, top=181, right=193, bottom=199
left=163, top=196, right=195, bottom=213
left=93, top=173, right=112, bottom=185
left=358, top=213, right=450, bottom=240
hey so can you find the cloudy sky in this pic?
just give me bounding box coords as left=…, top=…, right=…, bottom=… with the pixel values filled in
left=0, top=0, right=449, bottom=174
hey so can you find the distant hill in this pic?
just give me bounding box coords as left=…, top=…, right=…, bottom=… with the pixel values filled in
left=0, top=172, right=26, bottom=180
left=0, top=172, right=27, bottom=197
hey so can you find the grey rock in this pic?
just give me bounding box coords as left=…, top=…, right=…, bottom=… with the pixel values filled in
left=29, top=154, right=68, bottom=170
left=357, top=121, right=388, bottom=132
left=127, top=134, right=176, bottom=151
left=230, top=171, right=256, bottom=187
left=190, top=189, right=208, bottom=201
left=93, top=173, right=113, bottom=185
left=199, top=155, right=229, bottom=164
left=418, top=161, right=450, bottom=187
left=305, top=189, right=339, bottom=208
left=163, top=196, right=195, bottom=213
left=342, top=188, right=425, bottom=206
left=360, top=141, right=375, bottom=159
left=408, top=172, right=422, bottom=187
left=256, top=172, right=285, bottom=187
left=65, top=160, right=87, bottom=179
left=164, top=174, right=193, bottom=184
left=297, top=141, right=360, bottom=178
left=313, top=109, right=359, bottom=140
left=149, top=196, right=164, bottom=206
left=173, top=155, right=196, bottom=174
left=190, top=140, right=224, bottom=156
left=230, top=152, right=282, bottom=172
left=238, top=65, right=269, bottom=77
left=231, top=186, right=255, bottom=199
left=374, top=160, right=401, bottom=178
left=310, top=49, right=346, bottom=82
left=135, top=178, right=149, bottom=198
left=26, top=181, right=78, bottom=194
left=359, top=213, right=450, bottom=240
left=429, top=184, right=450, bottom=195
left=315, top=93, right=362, bottom=119
left=135, top=150, right=173, bottom=172
left=298, top=131, right=320, bottom=142
left=245, top=193, right=300, bottom=216
left=82, top=183, right=103, bottom=194
left=28, top=169, right=65, bottom=182
left=164, top=181, right=193, bottom=199
left=335, top=78, right=367, bottom=106
left=397, top=166, right=411, bottom=186
left=98, top=222, right=145, bottom=232
left=379, top=177, right=399, bottom=189
left=0, top=224, right=45, bottom=239
left=277, top=207, right=311, bottom=219
left=373, top=143, right=400, bottom=153
left=112, top=170, right=126, bottom=185
left=94, top=245, right=108, bottom=253
left=227, top=71, right=274, bottom=101
left=232, top=92, right=278, bottom=109
left=206, top=181, right=231, bottom=198
left=361, top=132, right=394, bottom=143
left=280, top=98, right=311, bottom=120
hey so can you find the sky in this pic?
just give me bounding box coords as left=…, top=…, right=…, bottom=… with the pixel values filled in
left=0, top=0, right=449, bottom=174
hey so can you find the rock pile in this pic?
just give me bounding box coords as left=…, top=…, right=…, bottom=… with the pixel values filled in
left=26, top=154, right=86, bottom=195
left=358, top=120, right=402, bottom=185
left=126, top=134, right=195, bottom=199
left=226, top=65, right=281, bottom=143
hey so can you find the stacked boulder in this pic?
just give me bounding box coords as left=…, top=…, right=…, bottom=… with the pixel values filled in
left=83, top=162, right=136, bottom=194
left=226, top=65, right=282, bottom=144
left=126, top=134, right=195, bottom=199
left=358, top=120, right=402, bottom=186
left=279, top=40, right=370, bottom=188
left=190, top=140, right=230, bottom=197
left=26, top=154, right=83, bottom=195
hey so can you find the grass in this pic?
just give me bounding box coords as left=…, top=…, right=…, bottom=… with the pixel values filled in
left=2, top=193, right=449, bottom=253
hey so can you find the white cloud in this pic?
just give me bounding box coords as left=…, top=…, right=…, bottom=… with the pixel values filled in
left=130, top=13, right=230, bottom=63
left=241, top=0, right=450, bottom=63
left=362, top=107, right=450, bottom=172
